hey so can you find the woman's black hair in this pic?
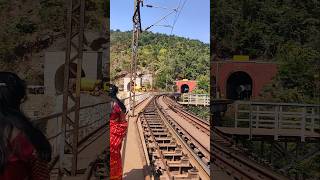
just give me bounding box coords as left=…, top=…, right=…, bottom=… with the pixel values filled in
left=0, top=72, right=52, bottom=173
left=109, top=84, right=126, bottom=112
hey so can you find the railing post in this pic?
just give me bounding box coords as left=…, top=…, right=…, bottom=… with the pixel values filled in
left=311, top=107, right=315, bottom=133
left=274, top=105, right=279, bottom=141
left=195, top=94, right=198, bottom=106
left=279, top=105, right=282, bottom=130
left=301, top=106, right=306, bottom=142
left=206, top=95, right=209, bottom=106
left=235, top=102, right=238, bottom=128
left=249, top=102, right=252, bottom=140
left=256, top=105, right=259, bottom=128
left=55, top=116, right=59, bottom=157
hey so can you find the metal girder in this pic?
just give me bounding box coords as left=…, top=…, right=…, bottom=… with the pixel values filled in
left=129, top=0, right=143, bottom=116
left=59, top=0, right=85, bottom=178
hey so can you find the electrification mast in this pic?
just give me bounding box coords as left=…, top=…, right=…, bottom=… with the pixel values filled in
left=130, top=0, right=143, bottom=116
left=59, top=0, right=85, bottom=178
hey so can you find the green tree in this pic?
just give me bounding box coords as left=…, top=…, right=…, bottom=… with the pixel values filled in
left=110, top=30, right=210, bottom=90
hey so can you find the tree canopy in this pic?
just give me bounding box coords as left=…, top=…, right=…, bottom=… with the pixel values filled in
left=111, top=30, right=210, bottom=92
left=213, top=0, right=320, bottom=59
left=212, top=0, right=320, bottom=103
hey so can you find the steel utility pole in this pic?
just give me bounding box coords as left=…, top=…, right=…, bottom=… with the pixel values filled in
left=59, top=0, right=85, bottom=178
left=130, top=0, right=142, bottom=116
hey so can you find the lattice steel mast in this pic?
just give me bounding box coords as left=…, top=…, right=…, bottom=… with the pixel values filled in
left=130, top=0, right=143, bottom=116
left=59, top=0, right=85, bottom=178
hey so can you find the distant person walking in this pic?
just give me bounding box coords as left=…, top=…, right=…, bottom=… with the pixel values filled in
left=109, top=84, right=127, bottom=180
left=0, top=72, right=52, bottom=180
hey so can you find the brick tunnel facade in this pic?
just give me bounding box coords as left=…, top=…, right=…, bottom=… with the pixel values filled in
left=176, top=80, right=197, bottom=93
left=211, top=61, right=278, bottom=100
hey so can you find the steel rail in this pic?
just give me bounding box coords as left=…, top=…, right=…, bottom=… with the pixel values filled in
left=138, top=95, right=210, bottom=179
left=157, top=96, right=210, bottom=172
left=163, top=96, right=210, bottom=134
left=155, top=98, right=211, bottom=178
left=141, top=112, right=173, bottom=179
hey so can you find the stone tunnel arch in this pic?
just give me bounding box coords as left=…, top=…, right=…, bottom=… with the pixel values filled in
left=226, top=71, right=252, bottom=100
left=181, top=84, right=190, bottom=93
left=55, top=63, right=86, bottom=95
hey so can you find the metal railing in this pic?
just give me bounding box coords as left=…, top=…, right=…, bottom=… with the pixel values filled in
left=34, top=101, right=110, bottom=172
left=178, top=93, right=210, bottom=106
left=123, top=92, right=150, bottom=108
left=234, top=101, right=320, bottom=141
left=33, top=93, right=150, bottom=174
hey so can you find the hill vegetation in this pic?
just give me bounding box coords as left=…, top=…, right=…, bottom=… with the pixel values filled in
left=0, top=0, right=108, bottom=82
left=212, top=0, right=320, bottom=103
left=213, top=1, right=320, bottom=179
left=111, top=30, right=210, bottom=92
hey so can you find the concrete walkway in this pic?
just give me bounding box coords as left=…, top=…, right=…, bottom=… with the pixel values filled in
left=122, top=97, right=152, bottom=180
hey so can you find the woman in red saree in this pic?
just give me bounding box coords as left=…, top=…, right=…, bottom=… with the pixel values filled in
left=0, top=72, right=52, bottom=180
left=109, top=85, right=128, bottom=180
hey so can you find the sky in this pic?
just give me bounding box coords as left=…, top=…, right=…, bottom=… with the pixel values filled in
left=110, top=0, right=210, bottom=43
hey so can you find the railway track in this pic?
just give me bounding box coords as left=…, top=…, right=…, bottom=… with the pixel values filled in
left=144, top=95, right=291, bottom=180
left=71, top=93, right=291, bottom=180
left=163, top=96, right=210, bottom=136
left=139, top=95, right=210, bottom=179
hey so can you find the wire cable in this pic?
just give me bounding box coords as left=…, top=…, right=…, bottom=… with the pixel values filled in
left=144, top=10, right=177, bottom=31
left=143, top=0, right=188, bottom=32
left=170, top=0, right=187, bottom=34
left=144, top=4, right=177, bottom=11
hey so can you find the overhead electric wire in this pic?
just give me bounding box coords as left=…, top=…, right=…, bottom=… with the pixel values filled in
left=142, top=0, right=188, bottom=32
left=164, top=0, right=187, bottom=91
left=144, top=10, right=177, bottom=31
left=172, top=0, right=182, bottom=27
left=138, top=0, right=188, bottom=91
left=143, top=0, right=188, bottom=34
left=144, top=4, right=177, bottom=11
left=170, top=0, right=187, bottom=34
left=154, top=24, right=174, bottom=28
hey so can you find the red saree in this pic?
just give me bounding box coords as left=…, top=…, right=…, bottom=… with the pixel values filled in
left=110, top=102, right=128, bottom=180
left=0, top=132, right=49, bottom=180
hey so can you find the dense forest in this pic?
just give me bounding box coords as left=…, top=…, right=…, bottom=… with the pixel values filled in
left=212, top=0, right=320, bottom=103
left=111, top=30, right=210, bottom=92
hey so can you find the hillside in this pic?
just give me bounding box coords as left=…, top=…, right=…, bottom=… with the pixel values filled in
left=212, top=0, right=320, bottom=60
left=0, top=0, right=108, bottom=83
left=212, top=1, right=320, bottom=103
left=212, top=1, right=320, bottom=179
left=111, top=30, right=210, bottom=92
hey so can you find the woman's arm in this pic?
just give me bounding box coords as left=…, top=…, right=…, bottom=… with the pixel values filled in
left=111, top=102, right=127, bottom=121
